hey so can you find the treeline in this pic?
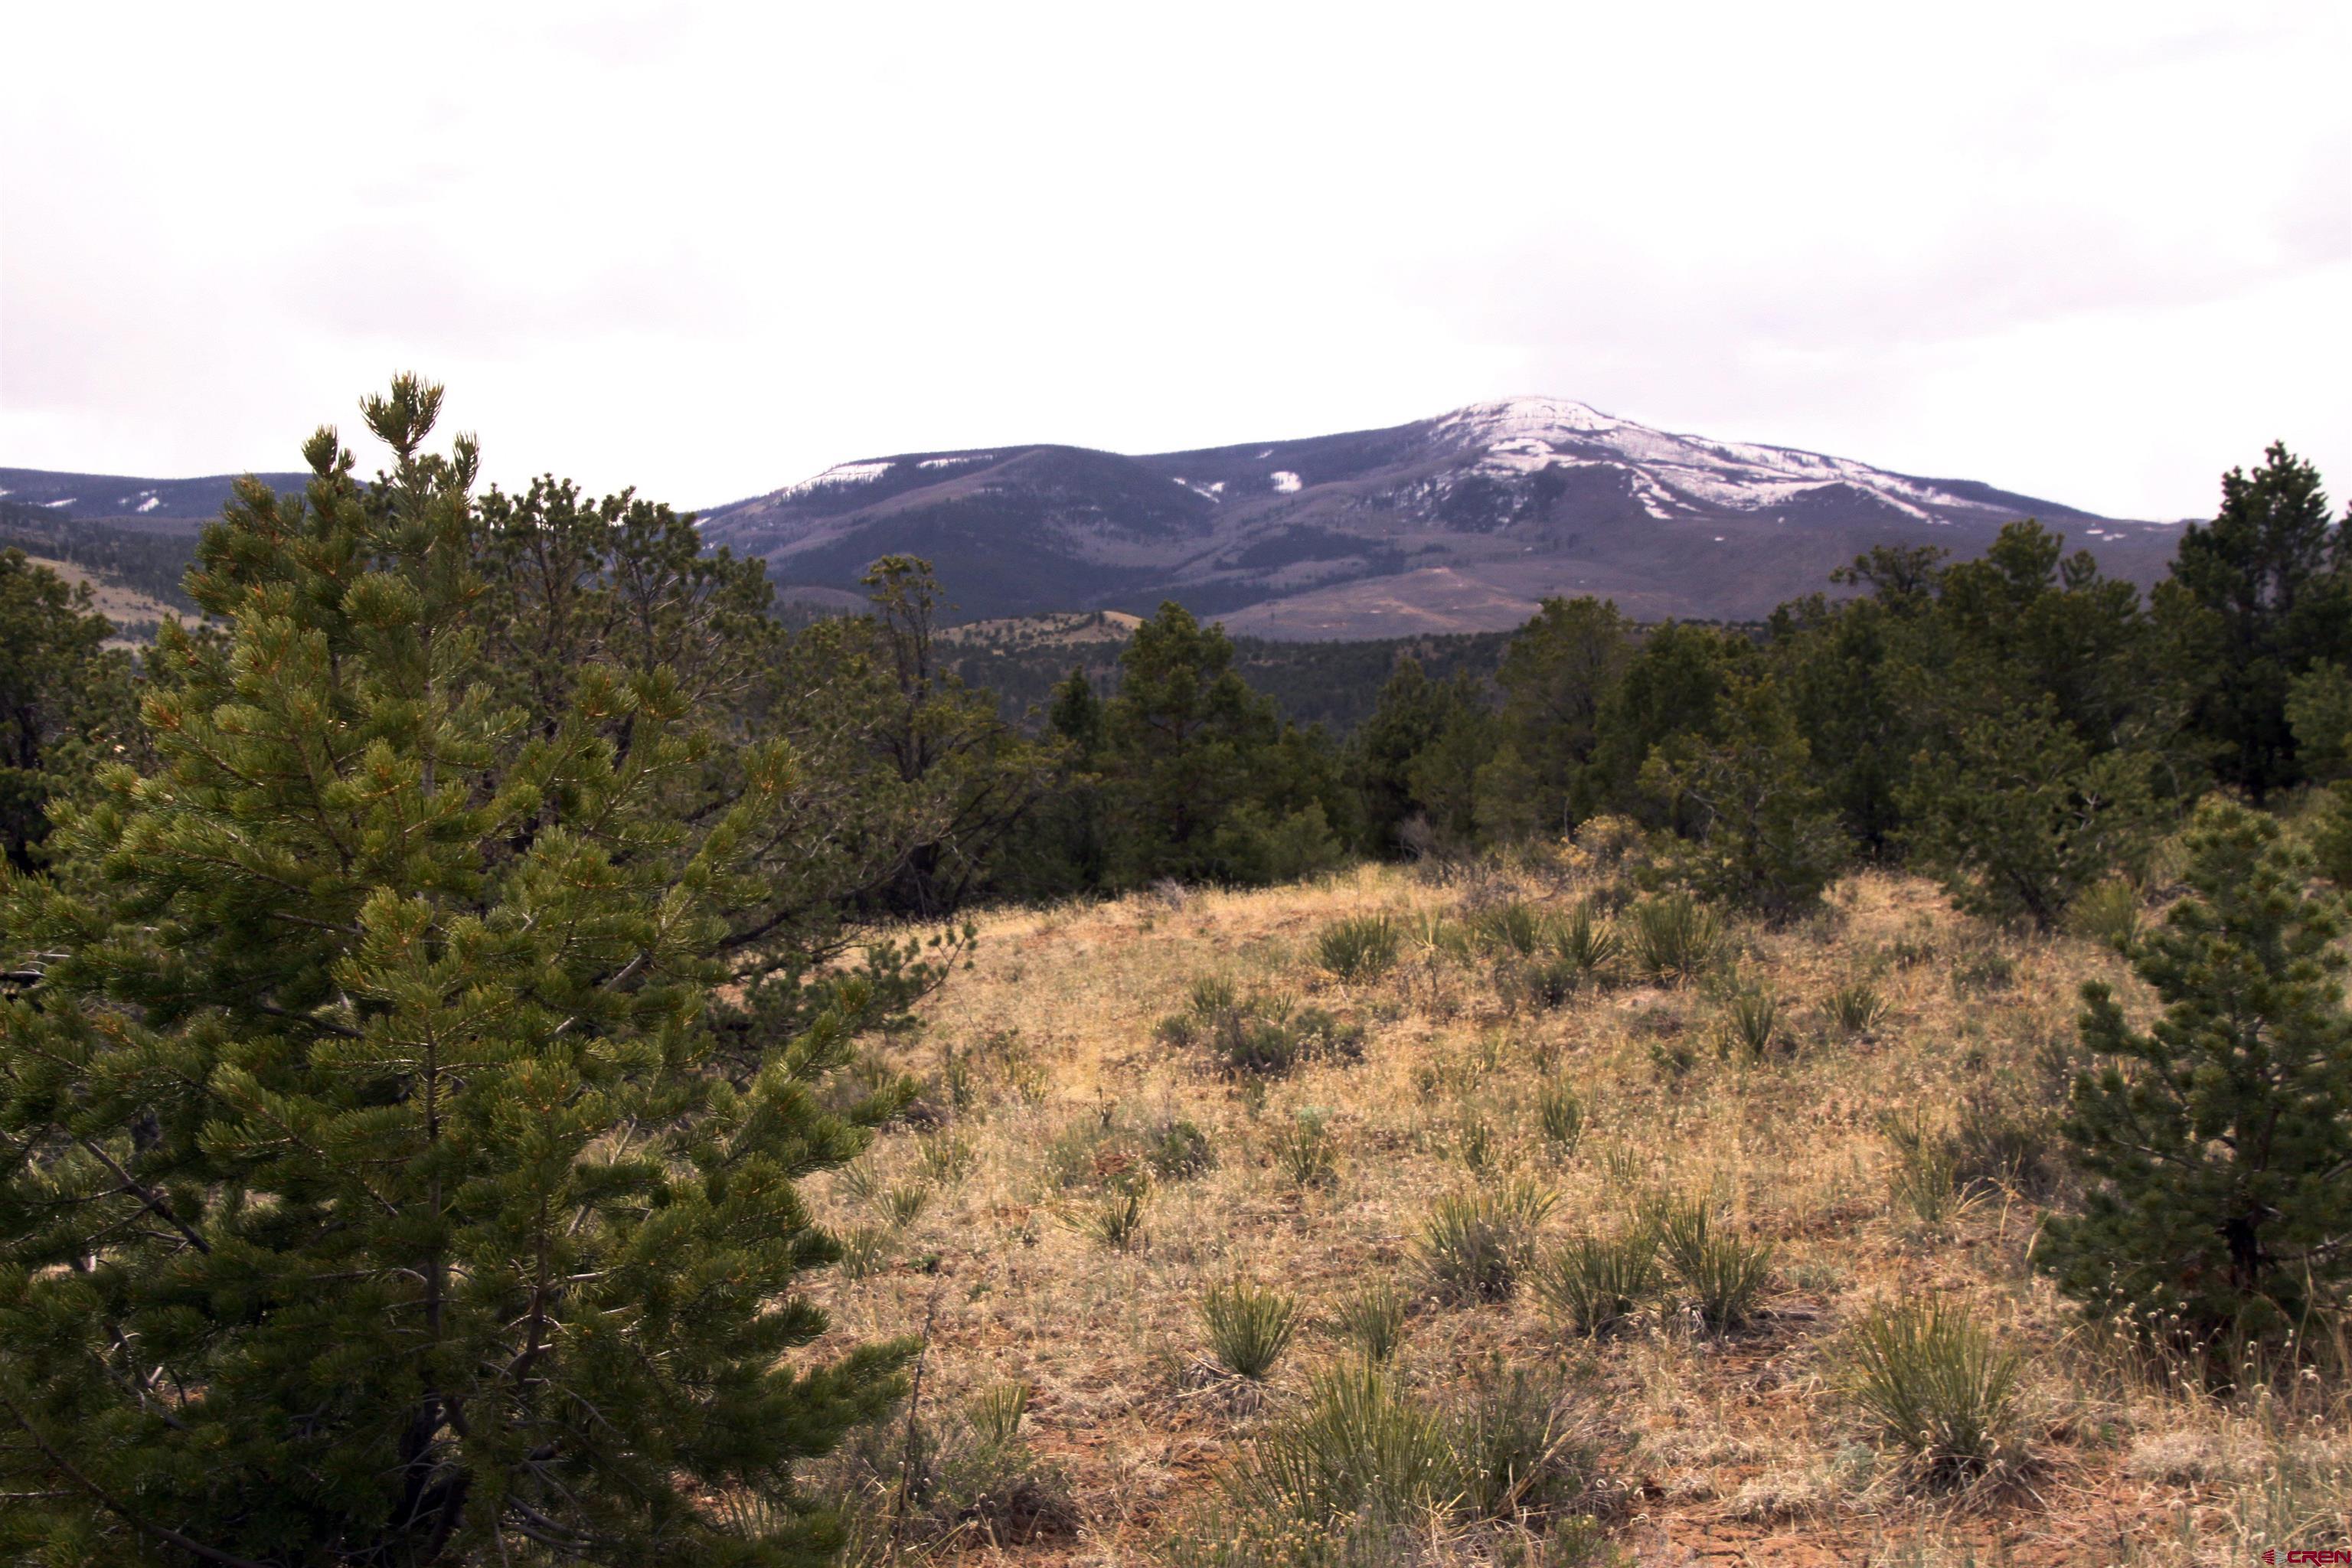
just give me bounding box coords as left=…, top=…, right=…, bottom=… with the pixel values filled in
left=946, top=622, right=1516, bottom=733
left=856, top=440, right=2352, bottom=928
left=12, top=445, right=2349, bottom=932
left=0, top=498, right=201, bottom=612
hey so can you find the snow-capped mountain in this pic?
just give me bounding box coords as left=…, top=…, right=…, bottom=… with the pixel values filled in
left=697, top=397, right=2178, bottom=635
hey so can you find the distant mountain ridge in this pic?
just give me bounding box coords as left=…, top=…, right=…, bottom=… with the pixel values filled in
left=0, top=467, right=307, bottom=530
left=697, top=397, right=2180, bottom=635
left=4, top=398, right=2183, bottom=638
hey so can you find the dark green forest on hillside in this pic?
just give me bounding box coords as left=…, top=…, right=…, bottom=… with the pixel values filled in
left=2, top=381, right=2348, bottom=1564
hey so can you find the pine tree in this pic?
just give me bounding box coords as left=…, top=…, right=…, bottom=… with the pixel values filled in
left=1093, top=603, right=1341, bottom=886
left=1896, top=694, right=2158, bottom=929
left=1638, top=671, right=1847, bottom=917
left=2157, top=444, right=2349, bottom=799
left=0, top=380, right=908, bottom=1565
left=1346, top=657, right=1454, bottom=855
left=2040, top=799, right=2352, bottom=1343
left=1468, top=597, right=1627, bottom=841
left=1585, top=621, right=1751, bottom=827
left=0, top=550, right=123, bottom=871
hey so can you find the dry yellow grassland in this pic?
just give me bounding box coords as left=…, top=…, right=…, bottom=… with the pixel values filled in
left=797, top=858, right=2351, bottom=1567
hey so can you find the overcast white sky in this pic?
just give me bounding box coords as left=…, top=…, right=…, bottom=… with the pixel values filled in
left=3, top=1, right=2346, bottom=520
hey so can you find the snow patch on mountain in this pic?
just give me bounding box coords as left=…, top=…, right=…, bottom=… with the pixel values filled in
left=779, top=460, right=895, bottom=498
left=918, top=455, right=987, bottom=470
left=1427, top=397, right=2017, bottom=524
left=1271, top=471, right=1302, bottom=494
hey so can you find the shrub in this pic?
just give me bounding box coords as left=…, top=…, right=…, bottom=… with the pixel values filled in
left=1535, top=1080, right=1586, bottom=1155
left=1530, top=1227, right=1661, bottom=1336
left=1332, top=1282, right=1409, bottom=1362
left=1161, top=984, right=1369, bottom=1080
left=1146, top=1116, right=1219, bottom=1181
left=1628, top=893, right=1724, bottom=983
left=1828, top=979, right=1886, bottom=1035
left=1316, top=914, right=1402, bottom=981
left=1203, top=1280, right=1300, bottom=1380
left=1270, top=1109, right=1339, bottom=1188
left=1841, top=1298, right=2024, bottom=1481
left=1897, top=697, right=2158, bottom=929
left=1511, top=953, right=1587, bottom=1011
left=1638, top=671, right=1851, bottom=918
left=1651, top=1195, right=1774, bottom=1329
left=1418, top=1181, right=1557, bottom=1303
left=2042, top=800, right=2352, bottom=1342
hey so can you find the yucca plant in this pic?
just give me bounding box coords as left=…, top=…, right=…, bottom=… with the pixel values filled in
left=1535, top=1080, right=1586, bottom=1155
left=1717, top=988, right=1784, bottom=1060
left=1315, top=913, right=1402, bottom=982
left=1411, top=911, right=1475, bottom=965
left=1473, top=900, right=1550, bottom=958
left=1881, top=1111, right=1975, bottom=1227
left=966, top=1381, right=1033, bottom=1449
left=835, top=1222, right=893, bottom=1280
left=1271, top=1108, right=1339, bottom=1188
left=1217, top=1360, right=1456, bottom=1532
left=1452, top=1109, right=1497, bottom=1172
left=1331, top=1282, right=1410, bottom=1362
left=2065, top=874, right=2142, bottom=954
left=916, top=1130, right=973, bottom=1185
left=1417, top=1180, right=1557, bottom=1302
left=1828, top=979, right=1887, bottom=1035
left=1203, top=1279, right=1301, bottom=1380
left=1076, top=1185, right=1150, bottom=1251
left=1552, top=903, right=1622, bottom=981
left=1629, top=892, right=1723, bottom=983
left=1597, top=1143, right=1645, bottom=1188
left=1448, top=1357, right=1595, bottom=1520
left=1841, top=1298, right=2024, bottom=1480
left=1530, top=1227, right=1662, bottom=1336
left=1651, top=1194, right=1774, bottom=1329
left=880, top=1180, right=932, bottom=1228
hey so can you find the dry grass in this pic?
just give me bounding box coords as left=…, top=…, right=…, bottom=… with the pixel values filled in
left=795, top=858, right=2352, bottom=1566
